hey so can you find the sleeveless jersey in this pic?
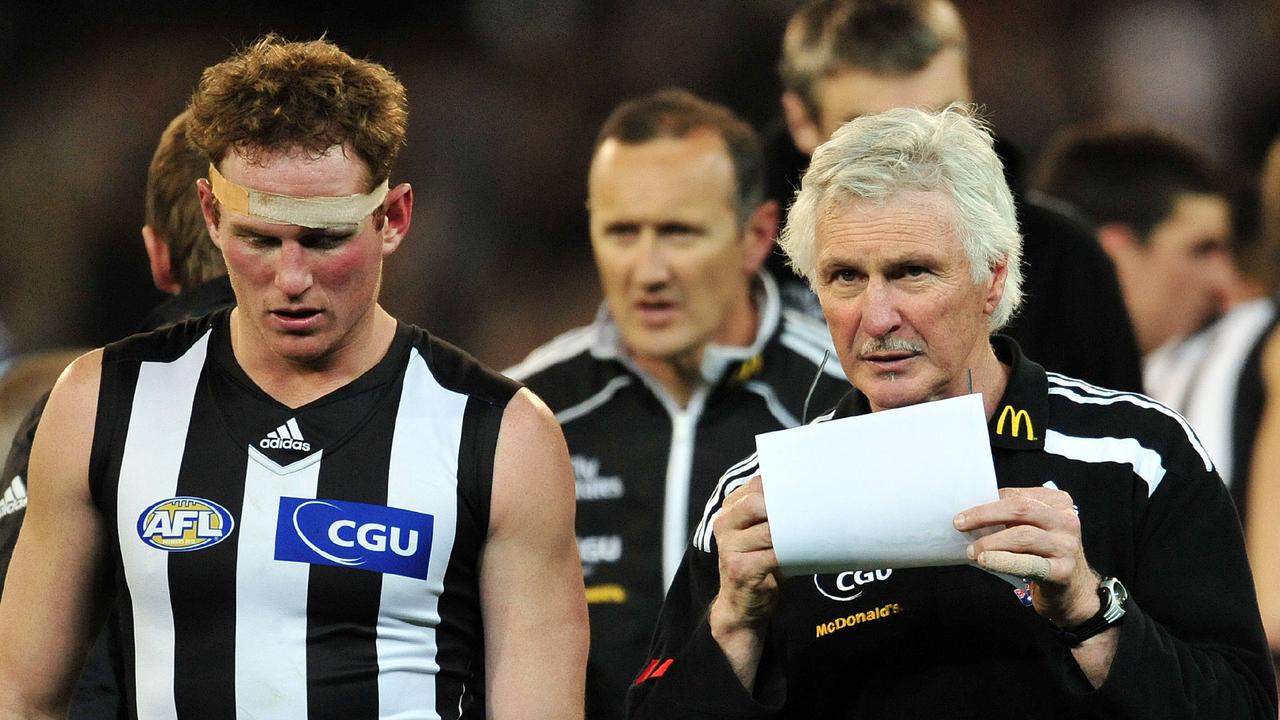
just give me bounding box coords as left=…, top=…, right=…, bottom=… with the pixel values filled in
left=88, top=309, right=518, bottom=720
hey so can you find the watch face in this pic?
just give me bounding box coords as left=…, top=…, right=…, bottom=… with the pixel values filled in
left=1103, top=577, right=1129, bottom=605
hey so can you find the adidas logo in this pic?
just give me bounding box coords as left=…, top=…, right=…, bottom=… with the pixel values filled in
left=259, top=418, right=312, bottom=452
left=0, top=476, right=27, bottom=520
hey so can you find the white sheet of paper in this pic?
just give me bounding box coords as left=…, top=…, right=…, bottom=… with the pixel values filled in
left=757, top=393, right=999, bottom=575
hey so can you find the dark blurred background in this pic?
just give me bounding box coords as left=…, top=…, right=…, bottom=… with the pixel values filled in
left=1, top=0, right=1277, bottom=369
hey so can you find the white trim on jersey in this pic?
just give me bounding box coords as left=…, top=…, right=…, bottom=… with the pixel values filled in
left=1046, top=375, right=1213, bottom=472
left=743, top=380, right=800, bottom=429
left=692, top=453, right=760, bottom=554
left=779, top=316, right=846, bottom=382
left=503, top=325, right=596, bottom=380
left=662, top=388, right=710, bottom=590
left=235, top=446, right=320, bottom=719
left=376, top=346, right=466, bottom=719
left=1043, top=430, right=1168, bottom=497
left=117, top=329, right=211, bottom=720
left=554, top=375, right=633, bottom=425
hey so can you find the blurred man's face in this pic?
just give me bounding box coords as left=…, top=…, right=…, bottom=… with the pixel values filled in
left=1107, top=193, right=1233, bottom=353
left=588, top=131, right=767, bottom=372
left=788, top=47, right=971, bottom=155
left=815, top=191, right=1004, bottom=412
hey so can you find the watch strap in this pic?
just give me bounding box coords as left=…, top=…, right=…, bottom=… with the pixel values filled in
left=1057, top=577, right=1127, bottom=647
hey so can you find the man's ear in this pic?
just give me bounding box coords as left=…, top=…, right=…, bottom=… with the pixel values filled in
left=196, top=178, right=222, bottom=248
left=782, top=91, right=824, bottom=157
left=1096, top=223, right=1140, bottom=263
left=742, top=200, right=779, bottom=274
left=142, top=225, right=182, bottom=295
left=984, top=259, right=1008, bottom=316
left=379, top=183, right=413, bottom=257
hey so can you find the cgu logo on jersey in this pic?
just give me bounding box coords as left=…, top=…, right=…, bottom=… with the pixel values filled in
left=137, top=497, right=235, bottom=552
left=813, top=568, right=894, bottom=601
left=274, top=497, right=434, bottom=580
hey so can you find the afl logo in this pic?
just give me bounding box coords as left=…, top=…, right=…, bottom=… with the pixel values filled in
left=136, top=497, right=235, bottom=552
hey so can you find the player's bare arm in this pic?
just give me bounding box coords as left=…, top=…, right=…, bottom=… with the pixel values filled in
left=480, top=388, right=588, bottom=719
left=0, top=350, right=113, bottom=718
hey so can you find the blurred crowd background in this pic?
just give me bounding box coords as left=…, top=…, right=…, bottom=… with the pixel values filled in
left=1, top=0, right=1277, bottom=369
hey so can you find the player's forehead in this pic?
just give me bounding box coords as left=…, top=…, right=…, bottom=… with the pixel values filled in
left=218, top=143, right=374, bottom=197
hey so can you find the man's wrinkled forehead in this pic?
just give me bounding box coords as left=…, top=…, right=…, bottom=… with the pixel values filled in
left=207, top=162, right=388, bottom=230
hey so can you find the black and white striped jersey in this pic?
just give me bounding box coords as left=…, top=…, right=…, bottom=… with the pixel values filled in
left=630, top=336, right=1276, bottom=719
left=89, top=309, right=517, bottom=720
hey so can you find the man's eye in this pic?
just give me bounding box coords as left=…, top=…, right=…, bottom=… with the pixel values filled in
left=904, top=266, right=929, bottom=277
left=604, top=225, right=639, bottom=242
left=658, top=224, right=700, bottom=238
left=303, top=235, right=352, bottom=250
left=831, top=268, right=861, bottom=284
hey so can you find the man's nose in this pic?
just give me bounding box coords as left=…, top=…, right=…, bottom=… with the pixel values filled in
left=634, top=232, right=672, bottom=287
left=861, top=278, right=902, bottom=337
left=275, top=241, right=313, bottom=297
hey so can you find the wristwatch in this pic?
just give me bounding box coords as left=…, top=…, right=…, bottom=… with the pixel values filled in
left=1057, top=577, right=1128, bottom=647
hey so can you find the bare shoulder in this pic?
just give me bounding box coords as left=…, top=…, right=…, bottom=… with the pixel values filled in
left=497, top=387, right=560, bottom=440
left=39, top=349, right=104, bottom=431
left=490, top=388, right=573, bottom=536
left=28, top=349, right=103, bottom=498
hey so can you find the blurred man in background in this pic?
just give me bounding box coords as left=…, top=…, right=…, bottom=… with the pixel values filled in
left=1034, top=124, right=1235, bottom=358
left=508, top=89, right=848, bottom=719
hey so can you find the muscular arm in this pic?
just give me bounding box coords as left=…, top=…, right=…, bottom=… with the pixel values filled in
left=0, top=351, right=113, bottom=718
left=480, top=388, right=588, bottom=719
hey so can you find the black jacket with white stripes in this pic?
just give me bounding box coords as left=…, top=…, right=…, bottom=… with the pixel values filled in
left=628, top=336, right=1277, bottom=719
left=507, top=273, right=850, bottom=720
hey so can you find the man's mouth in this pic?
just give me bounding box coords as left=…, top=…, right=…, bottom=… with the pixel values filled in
left=634, top=299, right=678, bottom=326
left=270, top=307, right=323, bottom=330
left=858, top=338, right=924, bottom=371
left=274, top=308, right=320, bottom=319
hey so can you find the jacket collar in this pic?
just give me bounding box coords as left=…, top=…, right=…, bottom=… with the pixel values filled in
left=585, top=271, right=782, bottom=387
left=829, top=335, right=1047, bottom=451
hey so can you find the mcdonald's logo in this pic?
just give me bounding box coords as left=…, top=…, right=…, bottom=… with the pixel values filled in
left=996, top=406, right=1036, bottom=440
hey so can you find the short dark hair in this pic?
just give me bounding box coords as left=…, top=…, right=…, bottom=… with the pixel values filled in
left=145, top=110, right=224, bottom=288
left=1033, top=125, right=1222, bottom=241
left=779, top=0, right=968, bottom=114
left=186, top=34, right=408, bottom=188
left=594, top=88, right=765, bottom=223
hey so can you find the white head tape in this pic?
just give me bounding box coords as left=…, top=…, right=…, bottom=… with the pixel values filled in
left=208, top=164, right=390, bottom=229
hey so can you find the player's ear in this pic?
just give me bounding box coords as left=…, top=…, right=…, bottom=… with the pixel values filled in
left=142, top=225, right=182, bottom=295
left=379, top=183, right=413, bottom=256
left=196, top=178, right=222, bottom=247
left=742, top=200, right=779, bottom=274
